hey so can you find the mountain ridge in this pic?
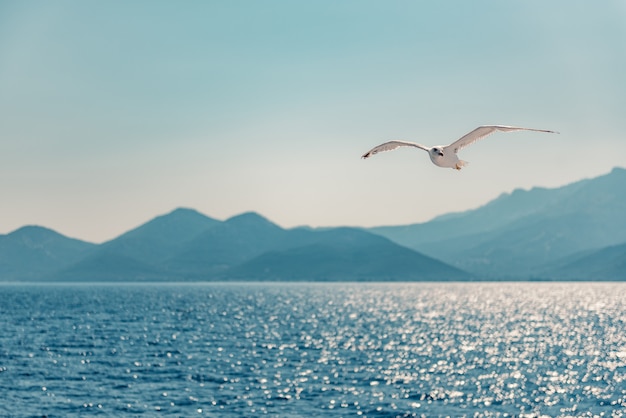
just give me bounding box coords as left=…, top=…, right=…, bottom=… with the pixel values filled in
left=1, top=167, right=624, bottom=282
left=0, top=226, right=96, bottom=280
left=1, top=209, right=471, bottom=282
left=370, top=167, right=626, bottom=279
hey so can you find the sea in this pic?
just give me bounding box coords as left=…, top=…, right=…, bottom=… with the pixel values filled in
left=1, top=282, right=625, bottom=417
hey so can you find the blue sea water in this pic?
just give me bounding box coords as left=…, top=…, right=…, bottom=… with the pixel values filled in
left=1, top=283, right=625, bottom=417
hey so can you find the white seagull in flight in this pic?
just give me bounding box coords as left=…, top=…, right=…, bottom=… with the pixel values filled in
left=361, top=125, right=559, bottom=170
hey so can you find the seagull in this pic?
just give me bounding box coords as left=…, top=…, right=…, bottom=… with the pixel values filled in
left=361, top=125, right=559, bottom=170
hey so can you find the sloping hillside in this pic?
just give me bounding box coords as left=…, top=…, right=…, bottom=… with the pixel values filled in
left=371, top=167, right=626, bottom=278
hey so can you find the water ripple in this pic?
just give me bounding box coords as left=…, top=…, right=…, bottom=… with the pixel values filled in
left=1, top=282, right=625, bottom=417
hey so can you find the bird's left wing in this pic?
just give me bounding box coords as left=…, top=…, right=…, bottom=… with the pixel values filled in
left=446, top=125, right=559, bottom=154
left=361, top=140, right=428, bottom=159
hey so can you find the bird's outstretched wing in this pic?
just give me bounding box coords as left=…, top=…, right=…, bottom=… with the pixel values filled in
left=446, top=125, right=559, bottom=154
left=361, top=140, right=428, bottom=159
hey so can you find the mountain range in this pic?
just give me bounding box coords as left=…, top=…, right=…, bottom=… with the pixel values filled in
left=0, top=210, right=468, bottom=282
left=370, top=167, right=626, bottom=280
left=1, top=167, right=624, bottom=282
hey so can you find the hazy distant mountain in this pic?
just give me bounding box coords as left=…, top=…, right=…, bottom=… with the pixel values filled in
left=9, top=208, right=466, bottom=282
left=98, top=207, right=220, bottom=265
left=371, top=167, right=626, bottom=278
left=162, top=213, right=468, bottom=281
left=163, top=212, right=296, bottom=277
left=228, top=227, right=469, bottom=281
left=543, top=242, right=626, bottom=281
left=56, top=251, right=165, bottom=282
left=2, top=167, right=624, bottom=282
left=53, top=208, right=221, bottom=281
left=0, top=226, right=95, bottom=280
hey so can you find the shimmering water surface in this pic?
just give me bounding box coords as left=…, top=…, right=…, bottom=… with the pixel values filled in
left=1, top=282, right=625, bottom=417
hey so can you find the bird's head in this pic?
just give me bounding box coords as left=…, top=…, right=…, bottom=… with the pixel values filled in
left=430, top=147, right=444, bottom=157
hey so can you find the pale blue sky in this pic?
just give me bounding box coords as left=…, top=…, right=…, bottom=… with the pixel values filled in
left=1, top=1, right=625, bottom=242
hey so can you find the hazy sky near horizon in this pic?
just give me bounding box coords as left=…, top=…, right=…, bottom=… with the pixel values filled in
left=1, top=1, right=625, bottom=243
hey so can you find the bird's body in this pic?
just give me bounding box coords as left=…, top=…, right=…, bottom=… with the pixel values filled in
left=361, top=125, right=559, bottom=170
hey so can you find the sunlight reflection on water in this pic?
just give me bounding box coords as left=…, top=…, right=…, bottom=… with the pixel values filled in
left=1, top=282, right=625, bottom=417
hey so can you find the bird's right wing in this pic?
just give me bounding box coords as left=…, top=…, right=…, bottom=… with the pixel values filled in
left=446, top=125, right=559, bottom=154
left=361, top=141, right=428, bottom=159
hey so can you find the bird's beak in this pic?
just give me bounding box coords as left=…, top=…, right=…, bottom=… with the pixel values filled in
left=438, top=152, right=444, bottom=157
